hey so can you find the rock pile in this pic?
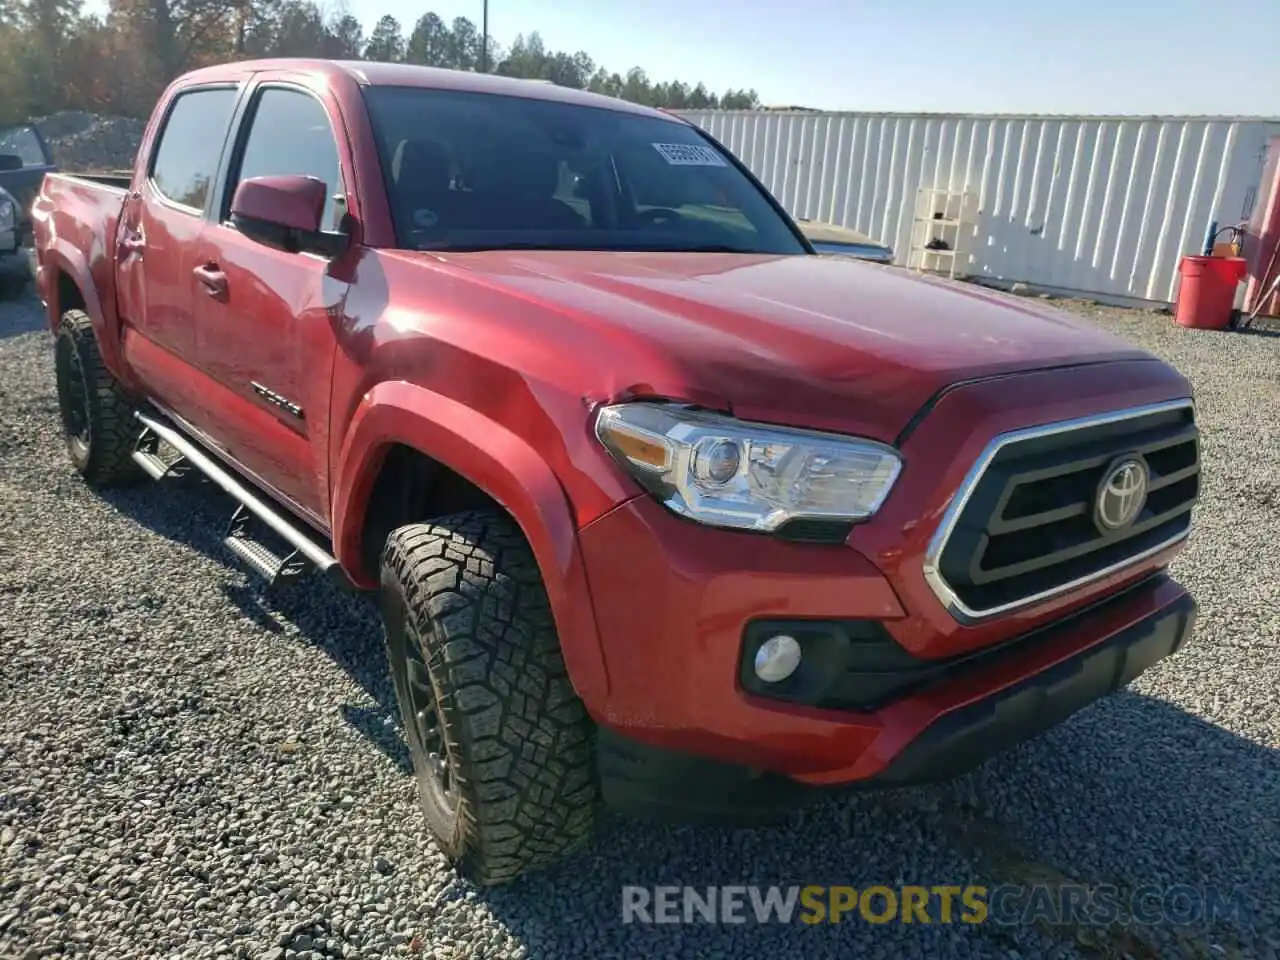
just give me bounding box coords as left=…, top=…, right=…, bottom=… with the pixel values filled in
left=30, top=110, right=146, bottom=172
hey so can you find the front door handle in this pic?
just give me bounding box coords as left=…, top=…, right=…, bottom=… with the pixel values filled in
left=193, top=262, right=228, bottom=300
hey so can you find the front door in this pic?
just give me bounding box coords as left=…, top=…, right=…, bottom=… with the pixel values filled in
left=190, top=79, right=352, bottom=524
left=115, top=85, right=240, bottom=427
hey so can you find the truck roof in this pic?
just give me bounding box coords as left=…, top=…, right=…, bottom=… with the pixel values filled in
left=174, top=59, right=675, bottom=122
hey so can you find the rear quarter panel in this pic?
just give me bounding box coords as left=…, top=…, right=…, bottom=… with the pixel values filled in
left=32, top=174, right=131, bottom=381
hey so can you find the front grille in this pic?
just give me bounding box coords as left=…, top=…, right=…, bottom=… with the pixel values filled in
left=926, top=400, right=1199, bottom=619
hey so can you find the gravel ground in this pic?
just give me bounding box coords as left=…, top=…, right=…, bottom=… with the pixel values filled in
left=2, top=290, right=1278, bottom=960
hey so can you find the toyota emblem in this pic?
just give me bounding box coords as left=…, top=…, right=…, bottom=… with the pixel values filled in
left=1095, top=458, right=1149, bottom=531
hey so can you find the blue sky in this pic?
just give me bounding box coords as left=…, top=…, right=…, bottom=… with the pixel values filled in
left=349, top=0, right=1279, bottom=115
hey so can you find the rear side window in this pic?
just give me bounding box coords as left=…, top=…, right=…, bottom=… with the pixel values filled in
left=227, top=87, right=345, bottom=231
left=151, top=87, right=238, bottom=212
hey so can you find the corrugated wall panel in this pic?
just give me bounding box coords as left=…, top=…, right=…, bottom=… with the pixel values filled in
left=681, top=110, right=1280, bottom=306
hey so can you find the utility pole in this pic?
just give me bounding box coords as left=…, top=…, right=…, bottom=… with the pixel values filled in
left=480, top=0, right=489, bottom=72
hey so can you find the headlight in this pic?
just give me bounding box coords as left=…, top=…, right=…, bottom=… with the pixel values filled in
left=594, top=402, right=903, bottom=533
left=0, top=198, right=15, bottom=231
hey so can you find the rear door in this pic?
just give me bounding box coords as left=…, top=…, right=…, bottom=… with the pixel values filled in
left=115, top=85, right=240, bottom=426
left=188, top=77, right=353, bottom=522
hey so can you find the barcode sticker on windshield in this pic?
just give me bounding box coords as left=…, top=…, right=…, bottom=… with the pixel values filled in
left=651, top=142, right=728, bottom=167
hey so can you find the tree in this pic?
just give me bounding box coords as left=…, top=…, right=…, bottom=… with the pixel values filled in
left=266, top=0, right=324, bottom=57
left=8, top=0, right=86, bottom=115
left=0, top=3, right=763, bottom=122
left=495, top=30, right=544, bottom=78
left=362, top=13, right=402, bottom=62
left=404, top=11, right=446, bottom=65
left=444, top=15, right=478, bottom=70
left=323, top=10, right=362, bottom=57
left=107, top=0, right=241, bottom=84
left=621, top=66, right=648, bottom=104
left=687, top=83, right=715, bottom=109
left=586, top=67, right=624, bottom=99
left=720, top=88, right=760, bottom=110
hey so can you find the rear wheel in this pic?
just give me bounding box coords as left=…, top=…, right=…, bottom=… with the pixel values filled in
left=380, top=510, right=599, bottom=885
left=54, top=309, right=143, bottom=486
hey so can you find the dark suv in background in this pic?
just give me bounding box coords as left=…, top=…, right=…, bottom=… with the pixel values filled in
left=0, top=121, right=57, bottom=298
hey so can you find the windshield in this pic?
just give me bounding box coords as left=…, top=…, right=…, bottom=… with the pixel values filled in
left=362, top=86, right=807, bottom=255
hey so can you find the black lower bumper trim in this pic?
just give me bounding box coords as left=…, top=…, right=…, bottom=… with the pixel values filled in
left=873, top=591, right=1196, bottom=786
left=597, top=725, right=812, bottom=825
left=596, top=590, right=1197, bottom=821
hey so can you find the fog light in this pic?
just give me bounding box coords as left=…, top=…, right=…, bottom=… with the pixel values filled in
left=753, top=634, right=802, bottom=683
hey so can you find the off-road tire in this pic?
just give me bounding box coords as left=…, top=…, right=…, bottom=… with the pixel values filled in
left=54, top=309, right=144, bottom=486
left=380, top=511, right=599, bottom=885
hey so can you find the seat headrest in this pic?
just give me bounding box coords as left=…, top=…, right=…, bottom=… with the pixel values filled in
left=393, top=139, right=452, bottom=188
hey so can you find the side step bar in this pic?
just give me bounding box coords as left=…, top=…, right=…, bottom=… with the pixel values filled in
left=134, top=411, right=340, bottom=585
left=225, top=504, right=312, bottom=586
left=132, top=424, right=191, bottom=480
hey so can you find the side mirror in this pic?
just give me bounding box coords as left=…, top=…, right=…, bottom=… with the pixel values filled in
left=230, top=174, right=348, bottom=256
left=0, top=154, right=23, bottom=172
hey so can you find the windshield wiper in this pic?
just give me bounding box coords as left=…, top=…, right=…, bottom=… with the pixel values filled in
left=416, top=240, right=771, bottom=255
left=669, top=244, right=761, bottom=254
left=417, top=240, right=595, bottom=252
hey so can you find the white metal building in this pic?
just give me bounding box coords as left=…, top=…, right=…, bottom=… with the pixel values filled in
left=677, top=109, right=1280, bottom=308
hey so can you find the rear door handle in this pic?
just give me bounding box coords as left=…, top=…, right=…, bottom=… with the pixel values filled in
left=193, top=262, right=228, bottom=300
left=118, top=233, right=145, bottom=258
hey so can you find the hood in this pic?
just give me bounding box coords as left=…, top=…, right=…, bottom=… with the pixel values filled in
left=412, top=250, right=1156, bottom=443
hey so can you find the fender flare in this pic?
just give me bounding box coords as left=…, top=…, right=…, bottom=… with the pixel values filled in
left=41, top=241, right=127, bottom=375
left=331, top=380, right=611, bottom=706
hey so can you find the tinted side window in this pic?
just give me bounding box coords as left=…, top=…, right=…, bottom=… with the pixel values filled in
left=229, top=88, right=344, bottom=230
left=151, top=88, right=238, bottom=211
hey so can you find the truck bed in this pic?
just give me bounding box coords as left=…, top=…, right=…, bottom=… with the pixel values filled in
left=63, top=171, right=133, bottom=191
left=31, top=172, right=130, bottom=334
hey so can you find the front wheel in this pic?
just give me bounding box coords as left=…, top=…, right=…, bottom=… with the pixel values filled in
left=380, top=511, right=599, bottom=885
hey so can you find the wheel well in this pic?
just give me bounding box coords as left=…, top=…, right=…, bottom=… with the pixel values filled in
left=56, top=270, right=86, bottom=317
left=360, top=444, right=504, bottom=576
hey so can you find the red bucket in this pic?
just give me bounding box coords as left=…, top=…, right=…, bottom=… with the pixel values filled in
left=1174, top=255, right=1246, bottom=330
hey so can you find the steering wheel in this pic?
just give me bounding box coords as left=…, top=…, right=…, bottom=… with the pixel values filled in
left=634, top=207, right=682, bottom=227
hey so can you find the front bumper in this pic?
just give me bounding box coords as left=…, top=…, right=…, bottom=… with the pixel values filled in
left=595, top=571, right=1195, bottom=821
left=872, top=587, right=1194, bottom=785
left=579, top=495, right=1195, bottom=816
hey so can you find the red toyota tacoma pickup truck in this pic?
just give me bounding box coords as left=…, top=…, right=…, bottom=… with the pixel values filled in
left=31, top=59, right=1201, bottom=886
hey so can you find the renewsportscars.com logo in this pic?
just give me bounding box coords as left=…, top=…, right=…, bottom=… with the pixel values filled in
left=621, top=884, right=1246, bottom=927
